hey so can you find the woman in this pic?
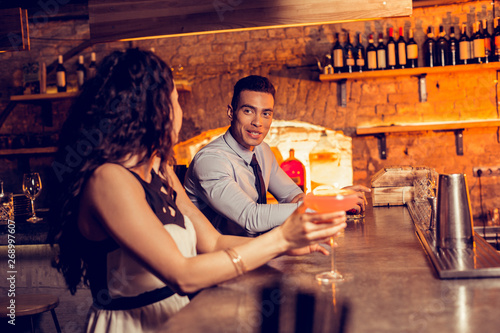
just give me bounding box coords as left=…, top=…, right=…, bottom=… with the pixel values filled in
left=49, top=48, right=347, bottom=332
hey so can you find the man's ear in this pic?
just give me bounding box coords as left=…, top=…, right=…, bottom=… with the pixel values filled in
left=227, top=105, right=233, bottom=120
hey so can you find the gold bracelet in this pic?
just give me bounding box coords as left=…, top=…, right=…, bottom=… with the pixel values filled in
left=224, top=248, right=247, bottom=275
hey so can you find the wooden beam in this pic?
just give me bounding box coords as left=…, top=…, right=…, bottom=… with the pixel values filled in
left=89, top=0, right=412, bottom=43
left=0, top=8, right=29, bottom=52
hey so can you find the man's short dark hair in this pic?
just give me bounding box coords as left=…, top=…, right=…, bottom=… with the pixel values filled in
left=230, top=75, right=276, bottom=111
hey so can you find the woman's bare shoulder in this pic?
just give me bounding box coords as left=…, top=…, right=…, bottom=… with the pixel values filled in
left=83, top=163, right=145, bottom=208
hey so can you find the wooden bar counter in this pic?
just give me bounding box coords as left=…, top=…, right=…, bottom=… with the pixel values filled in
left=161, top=203, right=500, bottom=332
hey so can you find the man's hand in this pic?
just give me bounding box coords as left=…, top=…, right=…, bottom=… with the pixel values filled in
left=343, top=185, right=371, bottom=213
left=290, top=192, right=305, bottom=203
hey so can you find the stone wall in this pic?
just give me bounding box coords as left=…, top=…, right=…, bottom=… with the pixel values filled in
left=0, top=0, right=499, bottom=217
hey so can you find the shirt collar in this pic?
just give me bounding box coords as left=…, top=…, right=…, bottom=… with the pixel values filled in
left=223, top=129, right=255, bottom=165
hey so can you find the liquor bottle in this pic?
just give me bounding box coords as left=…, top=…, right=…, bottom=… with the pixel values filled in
left=88, top=52, right=97, bottom=79
left=423, top=27, right=437, bottom=67
left=332, top=33, right=344, bottom=73
left=436, top=26, right=449, bottom=66
left=386, top=27, right=397, bottom=69
left=482, top=19, right=492, bottom=63
left=280, top=149, right=306, bottom=192
left=56, top=55, right=67, bottom=92
left=309, top=131, right=341, bottom=191
left=406, top=28, right=418, bottom=68
left=76, top=55, right=86, bottom=89
left=397, top=27, right=407, bottom=69
left=366, top=34, right=377, bottom=71
left=473, top=21, right=486, bottom=63
left=344, top=33, right=355, bottom=73
left=448, top=26, right=459, bottom=66
left=376, top=32, right=387, bottom=70
left=355, top=33, right=366, bottom=72
left=459, top=23, right=471, bottom=64
left=494, top=18, right=500, bottom=62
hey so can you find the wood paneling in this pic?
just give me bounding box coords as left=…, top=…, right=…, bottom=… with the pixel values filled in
left=89, top=0, right=412, bottom=43
left=0, top=8, right=29, bottom=52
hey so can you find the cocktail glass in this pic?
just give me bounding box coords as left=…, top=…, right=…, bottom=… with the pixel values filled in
left=304, top=186, right=358, bottom=283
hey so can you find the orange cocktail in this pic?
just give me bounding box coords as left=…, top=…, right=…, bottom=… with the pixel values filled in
left=304, top=186, right=358, bottom=284
left=304, top=188, right=358, bottom=213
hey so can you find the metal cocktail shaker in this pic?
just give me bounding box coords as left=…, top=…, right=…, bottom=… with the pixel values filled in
left=436, top=173, right=474, bottom=249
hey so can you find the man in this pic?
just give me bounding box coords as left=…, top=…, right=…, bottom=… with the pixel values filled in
left=184, top=75, right=369, bottom=237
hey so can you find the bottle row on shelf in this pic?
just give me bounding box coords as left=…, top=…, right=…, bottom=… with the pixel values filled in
left=0, top=133, right=59, bottom=151
left=55, top=52, right=97, bottom=92
left=320, top=18, right=500, bottom=74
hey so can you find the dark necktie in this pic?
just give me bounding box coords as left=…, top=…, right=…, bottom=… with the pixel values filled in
left=250, top=154, right=267, bottom=204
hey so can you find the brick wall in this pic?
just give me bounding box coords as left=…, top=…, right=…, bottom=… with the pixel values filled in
left=0, top=0, right=499, bottom=217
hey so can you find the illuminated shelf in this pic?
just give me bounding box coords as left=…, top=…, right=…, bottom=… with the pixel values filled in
left=356, top=119, right=500, bottom=135
left=357, top=119, right=500, bottom=160
left=319, top=62, right=500, bottom=82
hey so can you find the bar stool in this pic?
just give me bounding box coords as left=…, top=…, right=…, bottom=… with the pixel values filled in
left=0, top=294, right=62, bottom=333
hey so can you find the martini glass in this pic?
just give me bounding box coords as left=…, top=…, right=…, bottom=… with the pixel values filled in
left=304, top=186, right=358, bottom=283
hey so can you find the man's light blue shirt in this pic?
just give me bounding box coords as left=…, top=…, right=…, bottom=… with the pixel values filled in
left=184, top=130, right=303, bottom=236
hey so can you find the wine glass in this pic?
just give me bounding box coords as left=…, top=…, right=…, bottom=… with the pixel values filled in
left=304, top=185, right=359, bottom=283
left=23, top=172, right=43, bottom=223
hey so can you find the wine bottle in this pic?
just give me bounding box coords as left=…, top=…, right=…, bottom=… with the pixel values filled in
left=366, top=34, right=377, bottom=71
left=344, top=33, right=355, bottom=73
left=448, top=26, right=459, bottom=66
left=355, top=33, right=366, bottom=72
left=332, top=33, right=344, bottom=73
left=494, top=18, right=500, bottom=62
left=459, top=23, right=471, bottom=64
left=482, top=19, right=492, bottom=63
left=76, top=55, right=86, bottom=89
left=377, top=32, right=387, bottom=70
left=473, top=21, right=485, bottom=64
left=397, top=27, right=407, bottom=69
left=469, top=24, right=475, bottom=63
left=423, top=27, right=437, bottom=67
left=386, top=27, right=397, bottom=69
left=436, top=25, right=449, bottom=66
left=88, top=52, right=97, bottom=79
left=56, top=55, right=67, bottom=92
left=406, top=28, right=418, bottom=68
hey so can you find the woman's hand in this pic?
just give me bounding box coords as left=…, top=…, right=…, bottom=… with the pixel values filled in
left=277, top=204, right=347, bottom=253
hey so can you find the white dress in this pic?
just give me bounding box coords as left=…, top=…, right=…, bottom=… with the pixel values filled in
left=84, top=170, right=197, bottom=332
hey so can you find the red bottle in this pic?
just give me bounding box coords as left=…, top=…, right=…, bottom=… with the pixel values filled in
left=280, top=149, right=306, bottom=192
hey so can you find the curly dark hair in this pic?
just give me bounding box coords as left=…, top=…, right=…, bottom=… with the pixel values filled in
left=48, top=48, right=176, bottom=294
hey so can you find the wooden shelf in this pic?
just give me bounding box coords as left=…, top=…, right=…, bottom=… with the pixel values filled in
left=3, top=82, right=192, bottom=131
left=0, top=147, right=57, bottom=156
left=357, top=119, right=500, bottom=159
left=10, top=92, right=78, bottom=102
left=320, top=62, right=500, bottom=82
left=9, top=81, right=193, bottom=101
left=356, top=119, right=500, bottom=135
